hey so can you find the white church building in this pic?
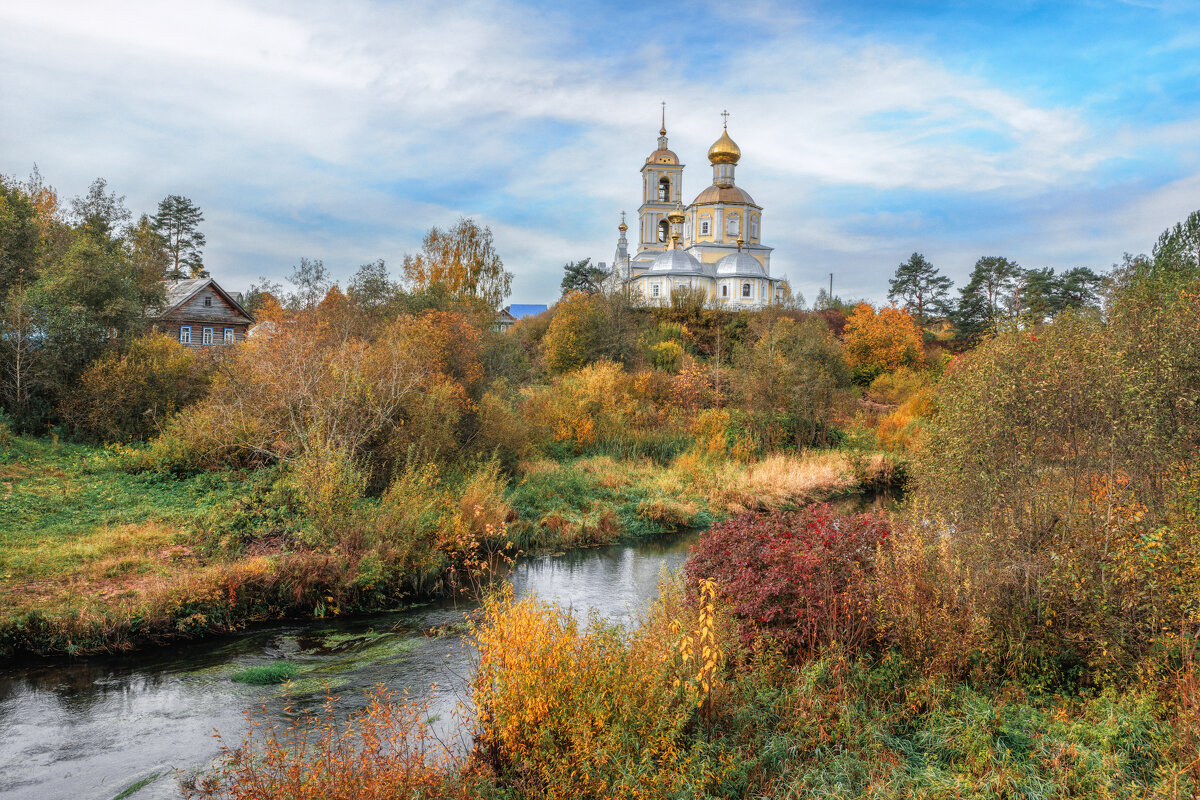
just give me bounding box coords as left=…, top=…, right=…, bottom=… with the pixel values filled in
left=606, top=109, right=789, bottom=309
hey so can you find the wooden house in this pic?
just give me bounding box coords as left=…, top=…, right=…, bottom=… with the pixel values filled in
left=152, top=278, right=254, bottom=347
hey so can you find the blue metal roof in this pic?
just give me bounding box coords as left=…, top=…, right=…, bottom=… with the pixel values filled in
left=506, top=304, right=548, bottom=319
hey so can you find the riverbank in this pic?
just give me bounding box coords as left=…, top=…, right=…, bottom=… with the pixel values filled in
left=0, top=435, right=901, bottom=658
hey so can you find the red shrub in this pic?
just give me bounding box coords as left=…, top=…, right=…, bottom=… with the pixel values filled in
left=685, top=505, right=888, bottom=658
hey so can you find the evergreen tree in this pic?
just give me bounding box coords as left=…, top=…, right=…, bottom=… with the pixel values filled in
left=560, top=257, right=607, bottom=295
left=152, top=194, right=207, bottom=279
left=887, top=252, right=952, bottom=327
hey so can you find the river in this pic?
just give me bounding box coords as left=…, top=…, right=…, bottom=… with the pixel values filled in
left=0, top=493, right=893, bottom=800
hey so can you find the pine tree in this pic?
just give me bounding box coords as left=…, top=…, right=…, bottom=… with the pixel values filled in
left=887, top=252, right=952, bottom=327
left=152, top=195, right=207, bottom=279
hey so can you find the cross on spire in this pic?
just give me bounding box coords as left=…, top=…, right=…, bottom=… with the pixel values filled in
left=721, top=109, right=730, bottom=128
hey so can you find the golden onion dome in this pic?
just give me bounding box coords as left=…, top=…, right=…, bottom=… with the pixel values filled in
left=666, top=202, right=685, bottom=223
left=707, top=126, right=741, bottom=165
left=618, top=220, right=628, bottom=232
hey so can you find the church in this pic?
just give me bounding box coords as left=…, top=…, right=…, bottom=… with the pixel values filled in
left=607, top=109, right=789, bottom=309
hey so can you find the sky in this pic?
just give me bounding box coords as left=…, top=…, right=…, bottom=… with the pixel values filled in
left=2, top=0, right=1199, bottom=305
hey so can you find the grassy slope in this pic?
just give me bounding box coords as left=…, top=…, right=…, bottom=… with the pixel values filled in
left=0, top=436, right=248, bottom=619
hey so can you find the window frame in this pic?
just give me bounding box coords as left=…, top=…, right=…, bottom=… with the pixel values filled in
left=742, top=282, right=752, bottom=298
left=203, top=295, right=213, bottom=307
left=699, top=218, right=710, bottom=236
left=651, top=283, right=661, bottom=298
left=721, top=284, right=729, bottom=298
left=223, top=327, right=235, bottom=344
left=202, top=327, right=214, bottom=345
left=179, top=325, right=191, bottom=345
left=726, top=213, right=740, bottom=236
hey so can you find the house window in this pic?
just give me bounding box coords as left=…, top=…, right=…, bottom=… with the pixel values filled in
left=224, top=328, right=235, bottom=344
left=651, top=283, right=661, bottom=298
left=202, top=327, right=214, bottom=345
left=700, top=218, right=710, bottom=236
left=658, top=177, right=670, bottom=202
left=179, top=326, right=191, bottom=344
left=204, top=296, right=213, bottom=307
left=721, top=284, right=728, bottom=298
left=658, top=219, right=669, bottom=242
left=742, top=283, right=751, bottom=298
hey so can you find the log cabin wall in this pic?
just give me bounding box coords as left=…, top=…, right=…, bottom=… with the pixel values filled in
left=155, top=281, right=254, bottom=347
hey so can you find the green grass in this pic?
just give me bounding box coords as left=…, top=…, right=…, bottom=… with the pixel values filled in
left=111, top=773, right=160, bottom=800
left=0, top=435, right=252, bottom=585
left=231, top=661, right=301, bottom=685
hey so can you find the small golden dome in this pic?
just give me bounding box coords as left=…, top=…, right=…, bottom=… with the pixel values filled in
left=666, top=202, right=685, bottom=223
left=707, top=127, right=741, bottom=165
left=618, top=221, right=628, bottom=232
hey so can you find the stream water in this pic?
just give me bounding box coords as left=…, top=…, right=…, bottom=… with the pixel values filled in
left=0, top=493, right=893, bottom=800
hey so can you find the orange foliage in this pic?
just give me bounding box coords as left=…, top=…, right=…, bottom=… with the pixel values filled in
left=876, top=385, right=936, bottom=452
left=843, top=303, right=923, bottom=380
left=191, top=688, right=465, bottom=799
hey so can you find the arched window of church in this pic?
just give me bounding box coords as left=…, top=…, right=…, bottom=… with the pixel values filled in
left=727, top=213, right=740, bottom=236
left=658, top=219, right=669, bottom=243
left=658, top=177, right=670, bottom=202
left=742, top=282, right=751, bottom=298
left=751, top=216, right=759, bottom=239
left=700, top=217, right=710, bottom=236
left=721, top=284, right=728, bottom=298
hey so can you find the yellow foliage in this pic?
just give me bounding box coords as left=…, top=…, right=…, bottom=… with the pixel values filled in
left=470, top=577, right=739, bottom=797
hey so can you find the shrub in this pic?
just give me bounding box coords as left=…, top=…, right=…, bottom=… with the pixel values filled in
left=866, top=366, right=927, bottom=405
left=190, top=688, right=459, bottom=799
left=685, top=506, right=889, bottom=658
left=59, top=333, right=213, bottom=442
left=470, top=579, right=743, bottom=797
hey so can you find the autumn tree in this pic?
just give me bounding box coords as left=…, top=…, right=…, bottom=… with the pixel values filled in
left=735, top=314, right=849, bottom=447
left=887, top=252, right=951, bottom=327
left=402, top=217, right=512, bottom=308
left=152, top=194, right=207, bottom=278
left=842, top=303, right=922, bottom=384
left=560, top=257, right=607, bottom=295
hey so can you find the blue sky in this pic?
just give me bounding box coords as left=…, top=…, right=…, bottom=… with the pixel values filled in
left=2, top=0, right=1198, bottom=305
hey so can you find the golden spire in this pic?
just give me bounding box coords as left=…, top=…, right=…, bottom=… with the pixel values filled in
left=667, top=201, right=685, bottom=249
left=708, top=110, right=741, bottom=165
left=660, top=101, right=667, bottom=136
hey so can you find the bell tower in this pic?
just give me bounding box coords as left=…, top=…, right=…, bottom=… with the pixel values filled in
left=636, top=103, right=684, bottom=258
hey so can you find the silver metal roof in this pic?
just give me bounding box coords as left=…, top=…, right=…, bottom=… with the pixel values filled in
left=715, top=251, right=767, bottom=277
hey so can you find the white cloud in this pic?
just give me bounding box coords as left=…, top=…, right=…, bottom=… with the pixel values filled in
left=0, top=0, right=1194, bottom=304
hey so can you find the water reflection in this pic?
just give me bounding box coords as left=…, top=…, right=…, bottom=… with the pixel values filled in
left=0, top=494, right=897, bottom=800
left=0, top=531, right=700, bottom=800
